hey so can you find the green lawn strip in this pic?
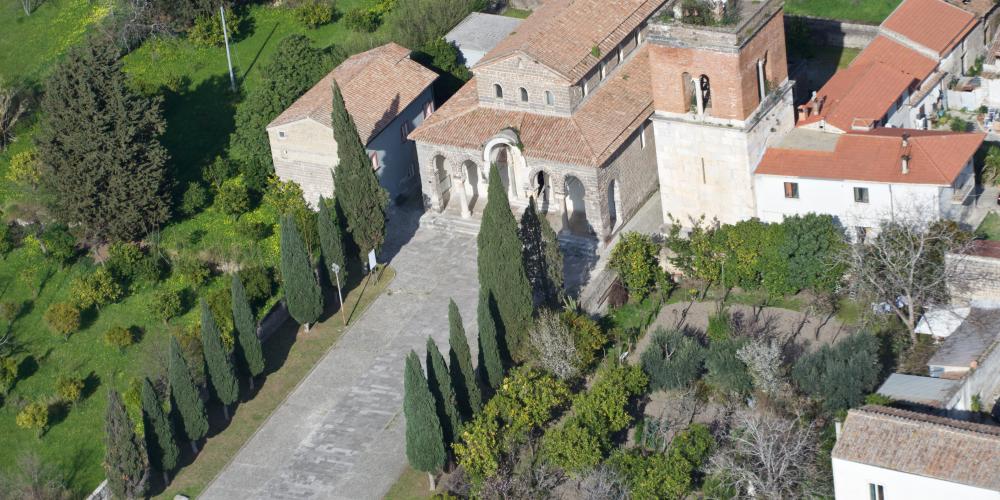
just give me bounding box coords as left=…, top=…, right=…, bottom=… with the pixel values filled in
left=977, top=212, right=1000, bottom=240
left=502, top=7, right=532, bottom=19
left=158, top=267, right=395, bottom=499
left=0, top=0, right=107, bottom=85
left=784, top=0, right=901, bottom=25
left=384, top=465, right=438, bottom=500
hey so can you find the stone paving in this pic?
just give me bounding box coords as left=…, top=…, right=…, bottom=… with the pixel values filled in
left=202, top=207, right=479, bottom=499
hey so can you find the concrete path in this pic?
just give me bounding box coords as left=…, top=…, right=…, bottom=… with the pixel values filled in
left=202, top=208, right=479, bottom=499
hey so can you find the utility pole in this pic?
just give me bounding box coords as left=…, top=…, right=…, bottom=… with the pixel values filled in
left=220, top=5, right=236, bottom=92
left=331, top=263, right=346, bottom=326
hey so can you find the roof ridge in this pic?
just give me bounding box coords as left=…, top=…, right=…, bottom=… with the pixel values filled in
left=859, top=405, right=1000, bottom=437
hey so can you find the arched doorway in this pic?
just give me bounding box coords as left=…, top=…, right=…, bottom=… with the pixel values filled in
left=699, top=74, right=712, bottom=111
left=534, top=171, right=551, bottom=212
left=434, top=155, right=450, bottom=209
left=463, top=161, right=479, bottom=211
left=490, top=145, right=513, bottom=197
left=565, top=176, right=588, bottom=234
left=607, top=179, right=621, bottom=231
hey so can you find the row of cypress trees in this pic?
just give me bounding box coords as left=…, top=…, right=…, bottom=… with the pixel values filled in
left=404, top=163, right=566, bottom=490
left=102, top=274, right=267, bottom=498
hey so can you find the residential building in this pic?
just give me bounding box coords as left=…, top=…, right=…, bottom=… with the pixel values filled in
left=833, top=405, right=1000, bottom=500
left=266, top=43, right=438, bottom=207
left=444, top=13, right=523, bottom=67
left=754, top=128, right=983, bottom=236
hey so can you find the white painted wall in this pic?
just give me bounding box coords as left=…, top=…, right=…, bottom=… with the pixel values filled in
left=832, top=458, right=1000, bottom=500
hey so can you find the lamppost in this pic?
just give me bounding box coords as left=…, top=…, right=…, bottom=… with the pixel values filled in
left=330, top=262, right=346, bottom=325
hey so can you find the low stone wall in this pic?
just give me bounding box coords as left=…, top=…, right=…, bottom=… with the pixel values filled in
left=507, top=0, right=542, bottom=10
left=785, top=15, right=879, bottom=49
left=258, top=300, right=290, bottom=344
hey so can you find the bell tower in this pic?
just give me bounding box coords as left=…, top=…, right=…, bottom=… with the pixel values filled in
left=648, top=0, right=794, bottom=225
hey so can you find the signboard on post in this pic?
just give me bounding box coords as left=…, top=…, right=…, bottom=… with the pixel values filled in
left=367, top=249, right=377, bottom=273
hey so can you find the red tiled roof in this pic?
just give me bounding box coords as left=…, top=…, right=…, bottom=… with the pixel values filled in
left=267, top=43, right=438, bottom=144
left=799, top=36, right=937, bottom=133
left=475, top=0, right=663, bottom=82
left=757, top=128, right=984, bottom=185
left=883, top=0, right=978, bottom=56
left=411, top=47, right=653, bottom=166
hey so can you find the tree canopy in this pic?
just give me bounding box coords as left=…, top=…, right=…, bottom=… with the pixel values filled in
left=280, top=214, right=324, bottom=327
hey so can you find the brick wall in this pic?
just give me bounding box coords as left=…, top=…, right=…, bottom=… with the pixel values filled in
left=649, top=11, right=789, bottom=121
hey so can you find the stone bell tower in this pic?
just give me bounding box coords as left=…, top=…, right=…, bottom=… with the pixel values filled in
left=648, top=0, right=794, bottom=226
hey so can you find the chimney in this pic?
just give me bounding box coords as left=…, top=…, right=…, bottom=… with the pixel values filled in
left=902, top=154, right=911, bottom=174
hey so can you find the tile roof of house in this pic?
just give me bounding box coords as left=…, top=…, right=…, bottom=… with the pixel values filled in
left=883, top=0, right=978, bottom=56
left=798, top=36, right=937, bottom=132
left=474, top=0, right=664, bottom=82
left=445, top=13, right=523, bottom=54
left=959, top=240, right=1000, bottom=259
left=756, top=128, right=984, bottom=185
left=876, top=373, right=961, bottom=408
left=928, top=307, right=1000, bottom=369
left=833, top=405, right=1000, bottom=491
left=410, top=46, right=653, bottom=166
left=267, top=43, right=438, bottom=145
left=945, top=0, right=997, bottom=18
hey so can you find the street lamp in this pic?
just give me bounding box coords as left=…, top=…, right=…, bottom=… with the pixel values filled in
left=330, top=262, right=346, bottom=325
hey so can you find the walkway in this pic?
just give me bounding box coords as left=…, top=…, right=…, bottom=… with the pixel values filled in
left=202, top=207, right=480, bottom=499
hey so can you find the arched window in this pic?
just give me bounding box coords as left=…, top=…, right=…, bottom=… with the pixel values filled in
left=494, top=84, right=503, bottom=99
left=520, top=87, right=529, bottom=102
left=545, top=91, right=554, bottom=106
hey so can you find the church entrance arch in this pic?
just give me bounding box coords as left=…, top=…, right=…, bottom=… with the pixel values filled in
left=463, top=160, right=480, bottom=210
left=565, top=176, right=588, bottom=234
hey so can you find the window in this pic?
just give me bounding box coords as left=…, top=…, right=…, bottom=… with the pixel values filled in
left=545, top=91, right=554, bottom=106
left=520, top=87, right=529, bottom=102
left=783, top=182, right=799, bottom=199
left=600, top=62, right=607, bottom=80
left=278, top=131, right=287, bottom=139
left=423, top=100, right=434, bottom=119
left=400, top=122, right=410, bottom=142
left=494, top=84, right=503, bottom=99
left=868, top=483, right=885, bottom=500
left=370, top=152, right=380, bottom=171
left=854, top=187, right=869, bottom=203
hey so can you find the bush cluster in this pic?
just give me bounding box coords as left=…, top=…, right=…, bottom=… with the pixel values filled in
left=188, top=7, right=242, bottom=47
left=294, top=0, right=337, bottom=28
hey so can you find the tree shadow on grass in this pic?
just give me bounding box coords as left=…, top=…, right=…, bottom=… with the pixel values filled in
left=159, top=75, right=240, bottom=196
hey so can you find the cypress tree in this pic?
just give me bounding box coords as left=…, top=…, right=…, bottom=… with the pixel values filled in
left=280, top=213, right=324, bottom=329
left=317, top=195, right=348, bottom=287
left=168, top=337, right=208, bottom=452
left=447, top=299, right=481, bottom=418
left=140, top=377, right=179, bottom=483
left=477, top=291, right=505, bottom=390
left=201, top=298, right=239, bottom=418
left=330, top=81, right=389, bottom=258
left=37, top=37, right=170, bottom=243
left=104, top=389, right=149, bottom=499
left=520, top=197, right=565, bottom=306
left=403, top=350, right=446, bottom=490
left=478, top=165, right=534, bottom=362
left=232, top=274, right=265, bottom=389
left=426, top=337, right=461, bottom=444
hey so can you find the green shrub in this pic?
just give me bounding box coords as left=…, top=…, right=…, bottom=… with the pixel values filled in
left=295, top=0, right=336, bottom=28
left=540, top=420, right=603, bottom=474
left=0, top=224, right=12, bottom=257
left=0, top=300, right=21, bottom=330
left=706, top=309, right=730, bottom=342
left=180, top=181, right=210, bottom=216
left=150, top=287, right=185, bottom=323
left=641, top=328, right=705, bottom=391
left=239, top=266, right=276, bottom=310
left=705, top=337, right=752, bottom=396
left=206, top=286, right=236, bottom=351
left=343, top=8, right=380, bottom=32
left=792, top=332, right=882, bottom=413
left=236, top=216, right=272, bottom=240
left=16, top=402, right=49, bottom=437
left=563, top=309, right=608, bottom=371
left=39, top=224, right=76, bottom=266
left=188, top=7, right=242, bottom=47
left=203, top=155, right=239, bottom=187
left=217, top=175, right=251, bottom=219
left=609, top=232, right=662, bottom=300
left=70, top=267, right=124, bottom=309
left=107, top=241, right=164, bottom=285
left=175, top=255, right=211, bottom=288
left=609, top=424, right=714, bottom=499
left=0, top=356, right=19, bottom=394
left=43, top=302, right=80, bottom=339
left=103, top=326, right=135, bottom=352
left=56, top=375, right=85, bottom=403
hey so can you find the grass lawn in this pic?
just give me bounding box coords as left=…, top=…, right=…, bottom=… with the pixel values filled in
left=385, top=465, right=438, bottom=500
left=977, top=211, right=1000, bottom=240
left=816, top=45, right=860, bottom=70
left=784, top=0, right=901, bottom=24
left=159, top=267, right=395, bottom=499
left=0, top=0, right=108, bottom=85
left=502, top=7, right=532, bottom=18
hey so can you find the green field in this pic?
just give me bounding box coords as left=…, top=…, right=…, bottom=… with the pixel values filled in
left=0, top=1, right=387, bottom=495
left=977, top=212, right=1000, bottom=240
left=785, top=0, right=902, bottom=25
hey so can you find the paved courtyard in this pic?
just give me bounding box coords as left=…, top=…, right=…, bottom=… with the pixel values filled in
left=202, top=208, right=479, bottom=499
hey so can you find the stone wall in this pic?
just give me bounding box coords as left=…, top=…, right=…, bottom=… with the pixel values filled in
left=785, top=15, right=879, bottom=49
left=475, top=55, right=574, bottom=115
left=947, top=336, right=1000, bottom=412
left=268, top=119, right=339, bottom=207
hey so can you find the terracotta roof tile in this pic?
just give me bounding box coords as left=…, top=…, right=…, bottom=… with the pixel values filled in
left=757, top=128, right=984, bottom=185
left=411, top=47, right=653, bottom=166
left=475, top=0, right=663, bottom=82
left=267, top=43, right=438, bottom=144
left=883, top=0, right=978, bottom=56
left=833, top=405, right=1000, bottom=491
left=802, top=36, right=936, bottom=132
